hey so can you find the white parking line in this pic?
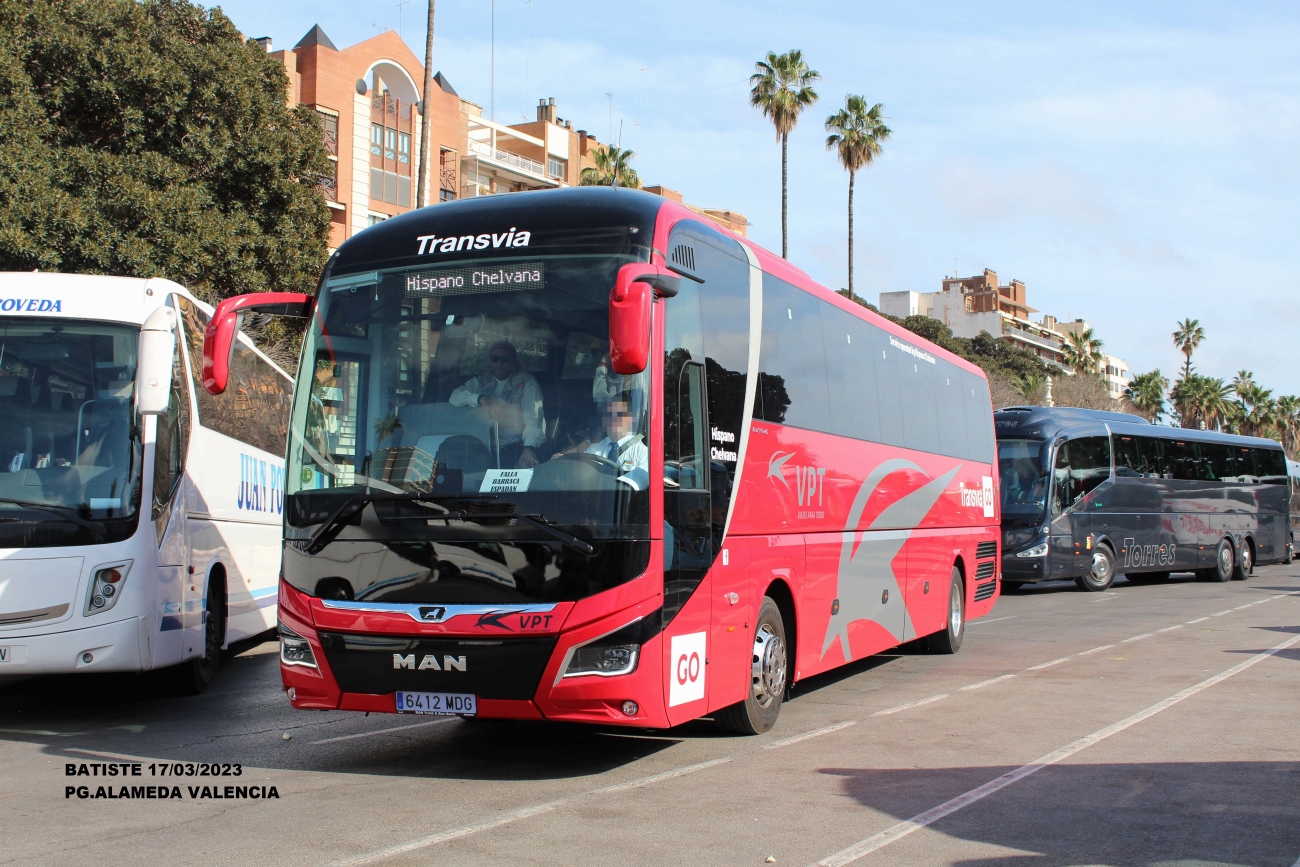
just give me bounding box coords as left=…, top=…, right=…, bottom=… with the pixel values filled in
left=1120, top=633, right=1153, bottom=643
left=968, top=616, right=1016, bottom=627
left=1187, top=617, right=1209, bottom=624
left=1026, top=657, right=1071, bottom=671
left=1076, top=644, right=1115, bottom=656
left=330, top=757, right=732, bottom=866
left=807, top=631, right=1300, bottom=867
left=959, top=674, right=1017, bottom=692
left=871, top=694, right=949, bottom=717
left=764, top=721, right=857, bottom=750
left=309, top=718, right=456, bottom=745
left=1157, top=625, right=1184, bottom=633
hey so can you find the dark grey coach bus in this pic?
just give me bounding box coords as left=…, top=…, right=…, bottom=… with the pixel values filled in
left=995, top=406, right=1289, bottom=591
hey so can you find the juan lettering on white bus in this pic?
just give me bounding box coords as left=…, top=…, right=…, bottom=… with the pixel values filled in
left=0, top=273, right=295, bottom=692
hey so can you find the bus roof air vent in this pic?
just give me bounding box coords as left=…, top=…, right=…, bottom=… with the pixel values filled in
left=668, top=242, right=704, bottom=283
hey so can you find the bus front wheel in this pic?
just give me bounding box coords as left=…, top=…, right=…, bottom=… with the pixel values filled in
left=1076, top=545, right=1115, bottom=592
left=715, top=597, right=787, bottom=735
left=173, top=582, right=224, bottom=695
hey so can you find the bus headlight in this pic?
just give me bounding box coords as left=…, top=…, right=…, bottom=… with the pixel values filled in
left=85, top=561, right=132, bottom=616
left=560, top=614, right=657, bottom=680
left=278, top=622, right=318, bottom=669
left=1016, top=542, right=1049, bottom=559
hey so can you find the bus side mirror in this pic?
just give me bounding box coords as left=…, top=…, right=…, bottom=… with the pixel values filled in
left=202, top=292, right=312, bottom=395
left=137, top=307, right=176, bottom=416
left=609, top=264, right=679, bottom=375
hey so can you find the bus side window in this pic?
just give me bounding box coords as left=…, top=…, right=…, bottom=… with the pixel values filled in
left=1070, top=436, right=1110, bottom=500
left=1051, top=442, right=1071, bottom=518
left=1113, top=435, right=1141, bottom=477
left=153, top=308, right=191, bottom=523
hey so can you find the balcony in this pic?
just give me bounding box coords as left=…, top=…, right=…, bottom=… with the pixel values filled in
left=1002, top=322, right=1063, bottom=354
left=468, top=139, right=546, bottom=178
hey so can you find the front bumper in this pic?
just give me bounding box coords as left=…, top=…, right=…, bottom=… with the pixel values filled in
left=1001, top=555, right=1048, bottom=583
left=0, top=615, right=147, bottom=675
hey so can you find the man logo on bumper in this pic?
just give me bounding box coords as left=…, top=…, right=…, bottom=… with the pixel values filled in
left=393, top=654, right=467, bottom=671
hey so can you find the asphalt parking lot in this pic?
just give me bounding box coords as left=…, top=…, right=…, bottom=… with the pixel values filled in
left=2, top=565, right=1298, bottom=867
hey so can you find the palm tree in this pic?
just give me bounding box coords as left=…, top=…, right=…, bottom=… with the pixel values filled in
left=1274, top=395, right=1300, bottom=455
left=579, top=144, right=640, bottom=188
left=1172, top=318, right=1205, bottom=380
left=1062, top=328, right=1104, bottom=376
left=1237, top=382, right=1275, bottom=438
left=825, top=96, right=890, bottom=300
left=1124, top=369, right=1169, bottom=422
left=750, top=50, right=820, bottom=259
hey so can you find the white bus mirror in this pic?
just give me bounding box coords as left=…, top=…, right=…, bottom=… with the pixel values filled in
left=137, top=306, right=177, bottom=415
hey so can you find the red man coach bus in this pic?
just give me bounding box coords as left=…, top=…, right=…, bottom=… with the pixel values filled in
left=203, top=187, right=1000, bottom=733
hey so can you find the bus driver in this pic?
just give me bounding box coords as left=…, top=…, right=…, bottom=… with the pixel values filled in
left=450, top=340, right=544, bottom=468
left=586, top=394, right=648, bottom=476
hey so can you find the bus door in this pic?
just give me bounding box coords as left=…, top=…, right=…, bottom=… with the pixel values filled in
left=152, top=301, right=193, bottom=663
left=1047, top=440, right=1080, bottom=577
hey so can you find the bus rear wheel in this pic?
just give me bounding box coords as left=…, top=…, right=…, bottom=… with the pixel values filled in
left=926, top=567, right=965, bottom=654
left=1198, top=539, right=1233, bottom=583
left=1075, top=545, right=1115, bottom=592
left=715, top=597, right=787, bottom=735
left=1232, top=541, right=1253, bottom=580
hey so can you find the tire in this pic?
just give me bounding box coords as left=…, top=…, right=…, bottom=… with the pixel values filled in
left=715, top=597, right=788, bottom=735
left=1286, top=539, right=1294, bottom=565
left=1232, top=540, right=1253, bottom=581
left=1075, top=545, right=1115, bottom=592
left=173, top=582, right=223, bottom=695
left=926, top=567, right=965, bottom=654
left=1197, top=538, right=1233, bottom=583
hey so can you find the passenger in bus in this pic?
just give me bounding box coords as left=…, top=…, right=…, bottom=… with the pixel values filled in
left=586, top=395, right=648, bottom=474
left=449, top=340, right=544, bottom=468
left=592, top=352, right=623, bottom=405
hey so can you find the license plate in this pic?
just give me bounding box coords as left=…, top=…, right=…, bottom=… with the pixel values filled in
left=0, top=646, right=23, bottom=664
left=395, top=691, right=477, bottom=716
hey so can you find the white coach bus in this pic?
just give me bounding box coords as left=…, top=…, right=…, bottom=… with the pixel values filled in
left=0, top=274, right=291, bottom=691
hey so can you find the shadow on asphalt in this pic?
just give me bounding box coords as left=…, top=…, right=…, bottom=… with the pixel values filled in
left=818, top=760, right=1300, bottom=867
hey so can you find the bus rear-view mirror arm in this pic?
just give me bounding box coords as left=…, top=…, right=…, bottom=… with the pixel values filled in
left=137, top=306, right=177, bottom=416
left=609, top=264, right=680, bottom=375
left=202, top=292, right=313, bottom=395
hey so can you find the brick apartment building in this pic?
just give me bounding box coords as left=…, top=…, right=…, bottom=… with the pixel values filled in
left=265, top=26, right=746, bottom=250
left=879, top=269, right=1132, bottom=397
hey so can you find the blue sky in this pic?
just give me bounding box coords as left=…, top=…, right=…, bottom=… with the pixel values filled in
left=216, top=0, right=1300, bottom=394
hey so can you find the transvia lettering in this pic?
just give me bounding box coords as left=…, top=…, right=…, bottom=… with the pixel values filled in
left=416, top=228, right=532, bottom=256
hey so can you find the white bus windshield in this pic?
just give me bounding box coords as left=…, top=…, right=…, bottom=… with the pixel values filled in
left=0, top=318, right=142, bottom=545
left=286, top=254, right=651, bottom=539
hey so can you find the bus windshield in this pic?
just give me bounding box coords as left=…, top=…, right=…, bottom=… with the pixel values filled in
left=998, top=438, right=1050, bottom=524
left=286, top=254, right=651, bottom=541
left=0, top=318, right=142, bottom=546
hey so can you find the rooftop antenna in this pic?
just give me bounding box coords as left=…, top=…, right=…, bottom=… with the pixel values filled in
left=396, top=0, right=410, bottom=39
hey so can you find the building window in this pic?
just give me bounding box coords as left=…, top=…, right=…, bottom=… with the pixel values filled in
left=439, top=188, right=456, bottom=202
left=366, top=214, right=388, bottom=227
left=370, top=124, right=383, bottom=157
left=547, top=157, right=566, bottom=180
left=398, top=133, right=411, bottom=165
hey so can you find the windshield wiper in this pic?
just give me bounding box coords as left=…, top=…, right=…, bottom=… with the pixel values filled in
left=0, top=498, right=106, bottom=539
left=301, top=492, right=595, bottom=556
left=418, top=509, right=595, bottom=556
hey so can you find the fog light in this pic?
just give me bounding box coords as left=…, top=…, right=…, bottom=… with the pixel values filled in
left=101, top=584, right=115, bottom=598
left=85, top=561, right=132, bottom=616
left=286, top=687, right=297, bottom=701
left=621, top=700, right=638, bottom=716
left=81, top=652, right=93, bottom=664
left=90, top=595, right=105, bottom=609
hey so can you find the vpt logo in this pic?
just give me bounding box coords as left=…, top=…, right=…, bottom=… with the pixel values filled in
left=768, top=450, right=826, bottom=518
left=237, top=454, right=284, bottom=514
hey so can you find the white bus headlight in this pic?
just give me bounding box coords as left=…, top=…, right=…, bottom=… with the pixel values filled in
left=1016, top=542, right=1049, bottom=559
left=560, top=615, right=655, bottom=680
left=279, top=622, right=318, bottom=669
left=85, top=561, right=132, bottom=616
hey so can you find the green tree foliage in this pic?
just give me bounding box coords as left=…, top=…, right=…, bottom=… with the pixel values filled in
left=579, top=144, right=640, bottom=189
left=0, top=0, right=333, bottom=303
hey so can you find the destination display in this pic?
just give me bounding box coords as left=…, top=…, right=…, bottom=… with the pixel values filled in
left=403, top=261, right=546, bottom=298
